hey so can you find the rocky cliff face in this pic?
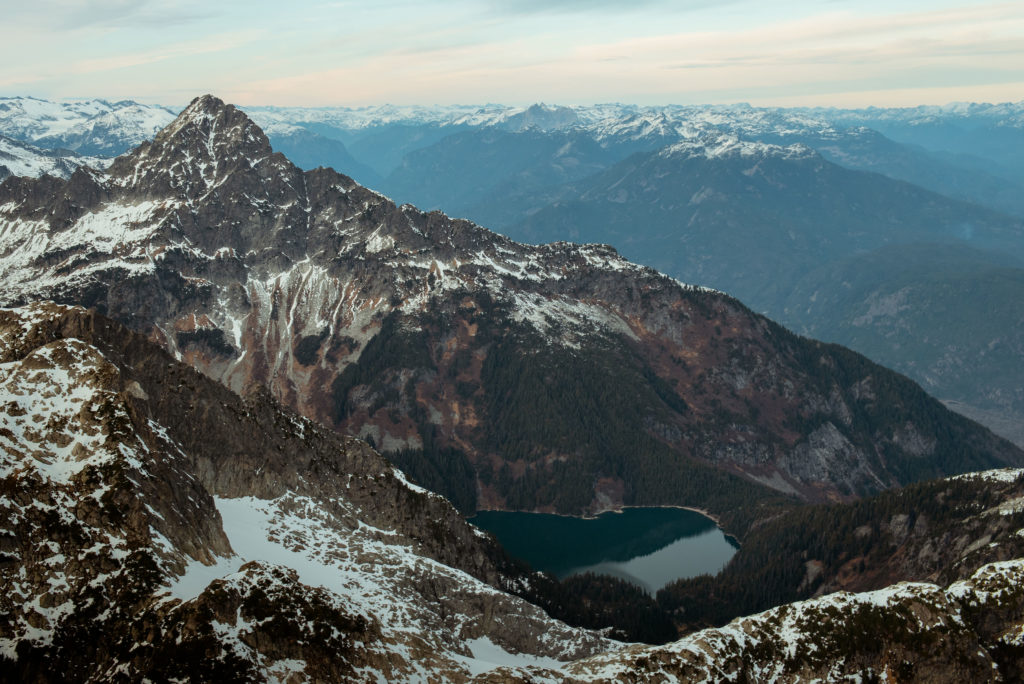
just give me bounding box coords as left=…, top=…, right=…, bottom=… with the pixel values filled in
left=1, top=95, right=1020, bottom=517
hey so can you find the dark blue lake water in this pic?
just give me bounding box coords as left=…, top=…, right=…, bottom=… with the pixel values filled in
left=470, top=507, right=738, bottom=594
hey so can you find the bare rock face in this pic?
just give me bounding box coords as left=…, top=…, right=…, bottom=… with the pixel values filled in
left=0, top=95, right=1021, bottom=519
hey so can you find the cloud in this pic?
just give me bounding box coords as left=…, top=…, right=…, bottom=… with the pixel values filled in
left=485, top=0, right=739, bottom=16
left=5, top=0, right=215, bottom=31
left=67, top=30, right=265, bottom=75
left=3, top=0, right=1022, bottom=107
left=566, top=3, right=1024, bottom=87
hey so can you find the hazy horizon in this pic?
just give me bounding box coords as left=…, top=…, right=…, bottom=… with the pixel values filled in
left=2, top=0, right=1021, bottom=109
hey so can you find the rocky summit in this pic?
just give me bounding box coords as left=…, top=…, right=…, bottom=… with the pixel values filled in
left=0, top=95, right=1020, bottom=517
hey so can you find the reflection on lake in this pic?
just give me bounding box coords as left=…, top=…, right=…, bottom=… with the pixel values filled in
left=470, top=507, right=738, bottom=594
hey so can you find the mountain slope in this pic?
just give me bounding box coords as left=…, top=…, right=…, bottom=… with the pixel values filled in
left=0, top=95, right=1020, bottom=518
left=7, top=304, right=1024, bottom=681
left=512, top=135, right=1024, bottom=317
left=758, top=126, right=1024, bottom=218
left=259, top=122, right=382, bottom=188
left=0, top=302, right=613, bottom=681
left=559, top=560, right=1024, bottom=682
left=377, top=126, right=663, bottom=226
left=782, top=243, right=1024, bottom=446
left=811, top=101, right=1024, bottom=186
left=660, top=467, right=1024, bottom=629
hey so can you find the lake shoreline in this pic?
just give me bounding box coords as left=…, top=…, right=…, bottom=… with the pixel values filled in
left=470, top=507, right=739, bottom=593
left=469, top=503, right=723, bottom=527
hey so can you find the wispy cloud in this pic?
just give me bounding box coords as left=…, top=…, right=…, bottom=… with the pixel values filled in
left=484, top=0, right=736, bottom=16
left=1, top=0, right=1021, bottom=106
left=6, top=0, right=215, bottom=31
left=67, top=30, right=266, bottom=75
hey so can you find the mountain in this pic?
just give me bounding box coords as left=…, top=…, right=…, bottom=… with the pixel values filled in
left=0, top=95, right=1020, bottom=520
left=0, top=96, right=175, bottom=157
left=810, top=101, right=1024, bottom=187
left=5, top=96, right=1024, bottom=681
left=257, top=121, right=382, bottom=188
left=0, top=302, right=615, bottom=680
left=242, top=101, right=1024, bottom=219
left=512, top=135, right=1024, bottom=315
left=781, top=243, right=1024, bottom=446
left=5, top=302, right=1024, bottom=681
left=757, top=126, right=1024, bottom=218
left=0, top=134, right=107, bottom=181
left=506, top=137, right=1024, bottom=445
left=377, top=126, right=641, bottom=224
left=559, top=558, right=1024, bottom=682
left=245, top=104, right=512, bottom=178
left=8, top=98, right=1023, bottom=221
left=661, top=466, right=1024, bottom=627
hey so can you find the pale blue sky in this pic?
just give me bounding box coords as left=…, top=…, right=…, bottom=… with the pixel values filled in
left=2, top=0, right=1022, bottom=107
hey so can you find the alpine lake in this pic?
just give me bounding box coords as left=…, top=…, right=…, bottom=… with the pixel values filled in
left=470, top=507, right=738, bottom=595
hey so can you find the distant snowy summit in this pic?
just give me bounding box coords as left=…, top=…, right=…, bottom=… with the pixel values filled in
left=0, top=134, right=108, bottom=181
left=0, top=96, right=175, bottom=157
left=3, top=94, right=1023, bottom=183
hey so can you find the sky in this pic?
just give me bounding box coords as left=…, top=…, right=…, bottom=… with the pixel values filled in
left=1, top=0, right=1022, bottom=108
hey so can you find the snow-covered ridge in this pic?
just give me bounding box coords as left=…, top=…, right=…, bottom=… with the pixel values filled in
left=0, top=96, right=174, bottom=155
left=549, top=558, right=1024, bottom=682
left=238, top=101, right=855, bottom=153
left=0, top=134, right=108, bottom=179
left=806, top=100, right=1024, bottom=128
left=5, top=96, right=1023, bottom=169
left=246, top=103, right=521, bottom=131
left=659, top=134, right=815, bottom=161
left=951, top=467, right=1024, bottom=484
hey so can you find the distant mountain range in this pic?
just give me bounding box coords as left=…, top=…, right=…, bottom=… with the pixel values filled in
left=512, top=136, right=1024, bottom=309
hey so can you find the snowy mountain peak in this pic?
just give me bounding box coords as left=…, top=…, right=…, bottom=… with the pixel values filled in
left=501, top=103, right=580, bottom=132
left=156, top=93, right=272, bottom=159
left=106, top=94, right=281, bottom=198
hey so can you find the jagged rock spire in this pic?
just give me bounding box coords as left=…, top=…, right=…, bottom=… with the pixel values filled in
left=106, top=94, right=279, bottom=198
